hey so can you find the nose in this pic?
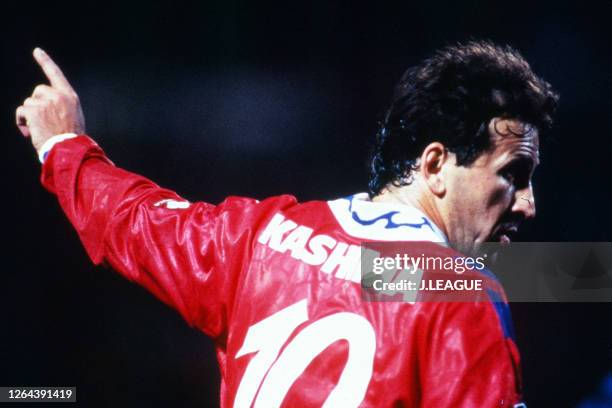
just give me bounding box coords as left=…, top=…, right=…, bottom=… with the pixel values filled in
left=513, top=184, right=536, bottom=220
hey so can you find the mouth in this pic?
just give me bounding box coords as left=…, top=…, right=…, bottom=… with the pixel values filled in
left=492, top=225, right=518, bottom=245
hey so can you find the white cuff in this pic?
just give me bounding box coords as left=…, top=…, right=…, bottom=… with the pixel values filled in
left=38, top=133, right=79, bottom=163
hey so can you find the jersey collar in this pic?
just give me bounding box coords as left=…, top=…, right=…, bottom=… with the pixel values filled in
left=327, top=193, right=448, bottom=243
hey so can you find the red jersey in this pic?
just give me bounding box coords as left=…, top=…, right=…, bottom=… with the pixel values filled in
left=41, top=135, right=524, bottom=407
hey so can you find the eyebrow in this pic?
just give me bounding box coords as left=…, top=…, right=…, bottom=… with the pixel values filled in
left=513, top=150, right=539, bottom=167
left=504, top=156, right=538, bottom=177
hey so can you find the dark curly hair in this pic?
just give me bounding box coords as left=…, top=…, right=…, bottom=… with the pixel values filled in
left=368, top=40, right=559, bottom=197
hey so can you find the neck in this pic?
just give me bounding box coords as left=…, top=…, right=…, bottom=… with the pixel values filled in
left=372, top=182, right=447, bottom=238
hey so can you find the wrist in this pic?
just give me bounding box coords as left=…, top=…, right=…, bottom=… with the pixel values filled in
left=38, top=133, right=79, bottom=163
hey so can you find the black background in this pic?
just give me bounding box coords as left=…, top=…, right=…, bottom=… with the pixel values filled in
left=2, top=1, right=612, bottom=406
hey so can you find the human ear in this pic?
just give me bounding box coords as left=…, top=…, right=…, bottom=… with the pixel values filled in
left=420, top=142, right=447, bottom=196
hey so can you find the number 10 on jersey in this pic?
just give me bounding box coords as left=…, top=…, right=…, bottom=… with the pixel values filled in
left=234, top=299, right=377, bottom=407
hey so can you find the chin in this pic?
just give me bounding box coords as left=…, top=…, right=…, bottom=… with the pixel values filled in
left=450, top=241, right=481, bottom=256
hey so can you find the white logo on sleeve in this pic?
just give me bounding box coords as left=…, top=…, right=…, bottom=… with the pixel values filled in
left=153, top=199, right=190, bottom=209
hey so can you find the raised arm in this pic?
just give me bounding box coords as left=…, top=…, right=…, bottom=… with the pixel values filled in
left=15, top=49, right=275, bottom=340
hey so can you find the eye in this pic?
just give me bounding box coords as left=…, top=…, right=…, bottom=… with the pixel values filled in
left=501, top=169, right=515, bottom=184
left=499, top=159, right=533, bottom=189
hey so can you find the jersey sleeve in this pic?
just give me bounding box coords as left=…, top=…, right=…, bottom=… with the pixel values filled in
left=40, top=135, right=295, bottom=340
left=418, top=298, right=523, bottom=407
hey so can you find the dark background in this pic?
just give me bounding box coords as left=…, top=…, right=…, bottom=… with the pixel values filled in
left=2, top=1, right=612, bottom=407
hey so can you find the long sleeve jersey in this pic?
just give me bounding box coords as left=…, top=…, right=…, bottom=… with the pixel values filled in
left=41, top=135, right=524, bottom=407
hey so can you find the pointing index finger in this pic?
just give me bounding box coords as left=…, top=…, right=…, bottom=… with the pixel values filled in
left=33, top=47, right=74, bottom=93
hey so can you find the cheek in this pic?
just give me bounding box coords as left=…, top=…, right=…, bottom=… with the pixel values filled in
left=485, top=180, right=513, bottom=211
left=450, top=171, right=511, bottom=218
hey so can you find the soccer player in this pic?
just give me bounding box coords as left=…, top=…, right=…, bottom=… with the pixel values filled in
left=16, top=41, right=557, bottom=407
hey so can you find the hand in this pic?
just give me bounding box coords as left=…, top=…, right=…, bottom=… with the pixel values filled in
left=16, top=48, right=86, bottom=153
